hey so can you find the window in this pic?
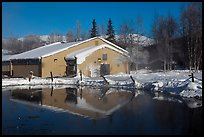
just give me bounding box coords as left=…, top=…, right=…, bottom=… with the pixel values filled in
left=54, top=59, right=58, bottom=62
left=102, top=54, right=107, bottom=61
left=98, top=58, right=101, bottom=62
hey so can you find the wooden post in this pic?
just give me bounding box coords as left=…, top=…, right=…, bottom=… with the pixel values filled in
left=130, top=75, right=135, bottom=84
left=101, top=75, right=109, bottom=85
left=75, top=89, right=77, bottom=104
left=79, top=70, right=82, bottom=82
left=28, top=71, right=33, bottom=82
left=191, top=73, right=194, bottom=82
left=80, top=88, right=82, bottom=99
left=29, top=76, right=31, bottom=82
left=50, top=86, right=53, bottom=96
left=50, top=72, right=53, bottom=82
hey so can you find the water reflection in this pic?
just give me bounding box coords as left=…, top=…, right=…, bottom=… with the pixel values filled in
left=11, top=88, right=42, bottom=105
left=3, top=86, right=202, bottom=135
left=9, top=86, right=135, bottom=120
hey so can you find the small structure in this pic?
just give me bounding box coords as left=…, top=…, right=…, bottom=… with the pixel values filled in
left=9, top=37, right=129, bottom=78
left=2, top=50, right=13, bottom=77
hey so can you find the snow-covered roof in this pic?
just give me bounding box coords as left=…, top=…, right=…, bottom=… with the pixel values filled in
left=2, top=49, right=13, bottom=61
left=2, top=54, right=12, bottom=61
left=9, top=37, right=128, bottom=60
left=9, top=41, right=80, bottom=60
left=98, top=37, right=128, bottom=54
left=65, top=44, right=128, bottom=64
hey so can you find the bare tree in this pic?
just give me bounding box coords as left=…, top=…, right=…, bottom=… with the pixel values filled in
left=4, top=37, right=23, bottom=54
left=23, top=35, right=42, bottom=51
left=48, top=33, right=56, bottom=43
left=66, top=30, right=75, bottom=42
left=48, top=32, right=63, bottom=43
left=3, top=34, right=47, bottom=54
left=180, top=2, right=202, bottom=71
left=118, top=19, right=135, bottom=49
left=134, top=16, right=146, bottom=71
left=166, top=14, right=177, bottom=70
left=75, top=20, right=82, bottom=41
left=152, top=14, right=177, bottom=72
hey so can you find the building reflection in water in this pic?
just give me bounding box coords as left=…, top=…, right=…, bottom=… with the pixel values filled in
left=10, top=88, right=43, bottom=105
left=10, top=86, right=135, bottom=120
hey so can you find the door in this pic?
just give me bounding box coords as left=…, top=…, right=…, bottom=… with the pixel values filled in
left=65, top=58, right=77, bottom=77
left=100, top=64, right=110, bottom=76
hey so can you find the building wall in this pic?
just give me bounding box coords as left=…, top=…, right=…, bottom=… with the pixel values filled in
left=78, top=47, right=129, bottom=77
left=12, top=64, right=40, bottom=77
left=2, top=64, right=10, bottom=72
left=11, top=38, right=129, bottom=78
left=2, top=63, right=11, bottom=76
left=41, top=38, right=113, bottom=77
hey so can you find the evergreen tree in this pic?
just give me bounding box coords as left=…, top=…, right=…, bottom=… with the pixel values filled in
left=106, top=19, right=115, bottom=43
left=90, top=19, right=98, bottom=38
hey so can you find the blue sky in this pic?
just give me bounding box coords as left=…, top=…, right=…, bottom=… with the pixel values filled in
left=2, top=2, right=189, bottom=38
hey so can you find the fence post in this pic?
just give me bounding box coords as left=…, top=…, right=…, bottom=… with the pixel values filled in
left=29, top=76, right=31, bottom=82
left=79, top=70, right=82, bottom=82
left=50, top=72, right=53, bottom=82
left=80, top=88, right=82, bottom=99
left=130, top=75, right=135, bottom=84
left=101, top=75, right=109, bottom=86
left=28, top=71, right=33, bottom=82
left=191, top=73, right=194, bottom=82
left=50, top=86, right=53, bottom=96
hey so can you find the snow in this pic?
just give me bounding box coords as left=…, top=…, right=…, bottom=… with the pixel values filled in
left=2, top=49, right=12, bottom=55
left=16, top=33, right=154, bottom=48
left=187, top=82, right=199, bottom=90
left=2, top=54, right=13, bottom=61
left=9, top=41, right=80, bottom=59
left=65, top=44, right=128, bottom=64
left=2, top=70, right=202, bottom=110
left=98, top=37, right=129, bottom=54
left=2, top=70, right=202, bottom=100
left=18, top=35, right=65, bottom=42
left=2, top=49, right=14, bottom=61
left=114, top=34, right=155, bottom=46
left=9, top=37, right=98, bottom=59
left=9, top=37, right=128, bottom=60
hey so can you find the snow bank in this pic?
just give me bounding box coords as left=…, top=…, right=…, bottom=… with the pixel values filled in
left=179, top=82, right=202, bottom=98
left=2, top=70, right=202, bottom=99
left=2, top=77, right=79, bottom=87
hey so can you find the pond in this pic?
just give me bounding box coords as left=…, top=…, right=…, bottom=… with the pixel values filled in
left=2, top=86, right=202, bottom=135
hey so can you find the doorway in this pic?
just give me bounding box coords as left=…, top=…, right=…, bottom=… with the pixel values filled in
left=100, top=64, right=110, bottom=76
left=65, top=58, right=77, bottom=77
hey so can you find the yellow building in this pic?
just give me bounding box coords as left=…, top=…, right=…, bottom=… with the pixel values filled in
left=9, top=37, right=129, bottom=78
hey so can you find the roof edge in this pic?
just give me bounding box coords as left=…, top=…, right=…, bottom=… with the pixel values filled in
left=98, top=37, right=129, bottom=54
left=42, top=37, right=98, bottom=58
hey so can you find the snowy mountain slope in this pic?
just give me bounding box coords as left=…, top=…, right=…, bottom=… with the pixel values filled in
left=16, top=34, right=154, bottom=46
left=116, top=34, right=154, bottom=46
left=18, top=35, right=66, bottom=42
left=101, top=34, right=154, bottom=46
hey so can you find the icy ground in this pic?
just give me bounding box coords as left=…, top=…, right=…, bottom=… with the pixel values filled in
left=2, top=70, right=202, bottom=99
